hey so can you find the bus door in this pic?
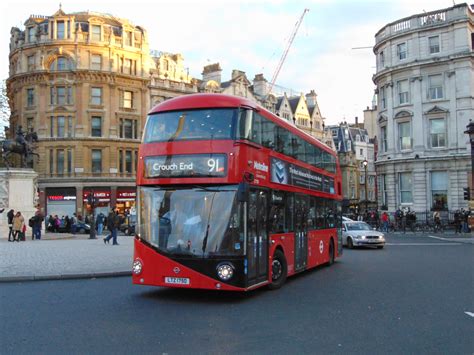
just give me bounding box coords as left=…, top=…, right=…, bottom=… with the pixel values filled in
left=294, top=194, right=308, bottom=272
left=246, top=189, right=269, bottom=285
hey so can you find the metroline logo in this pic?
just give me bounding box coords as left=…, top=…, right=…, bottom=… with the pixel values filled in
left=253, top=161, right=268, bottom=172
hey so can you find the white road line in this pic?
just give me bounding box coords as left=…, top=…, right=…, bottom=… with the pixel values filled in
left=386, top=243, right=462, bottom=246
left=465, top=312, right=474, bottom=318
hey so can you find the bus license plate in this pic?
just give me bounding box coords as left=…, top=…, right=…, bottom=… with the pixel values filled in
left=164, top=277, right=190, bottom=285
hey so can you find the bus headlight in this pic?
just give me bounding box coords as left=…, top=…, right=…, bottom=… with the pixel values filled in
left=216, top=263, right=234, bottom=281
left=132, top=259, right=143, bottom=275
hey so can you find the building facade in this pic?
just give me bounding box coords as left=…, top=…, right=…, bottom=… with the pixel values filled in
left=373, top=3, right=473, bottom=213
left=7, top=8, right=152, bottom=218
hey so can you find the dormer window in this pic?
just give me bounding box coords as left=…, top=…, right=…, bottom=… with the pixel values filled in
left=91, top=25, right=101, bottom=41
left=57, top=21, right=65, bottom=39
left=50, top=56, right=72, bottom=71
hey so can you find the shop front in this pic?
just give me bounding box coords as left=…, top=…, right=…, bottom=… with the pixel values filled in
left=83, top=188, right=111, bottom=218
left=116, top=188, right=137, bottom=215
left=46, top=187, right=77, bottom=218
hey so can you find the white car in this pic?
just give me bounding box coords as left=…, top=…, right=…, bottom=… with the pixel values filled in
left=342, top=221, right=385, bottom=249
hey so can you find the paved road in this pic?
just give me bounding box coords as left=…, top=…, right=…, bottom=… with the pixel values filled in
left=1, top=235, right=473, bottom=354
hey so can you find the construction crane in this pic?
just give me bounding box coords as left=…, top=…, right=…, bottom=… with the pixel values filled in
left=266, top=8, right=309, bottom=98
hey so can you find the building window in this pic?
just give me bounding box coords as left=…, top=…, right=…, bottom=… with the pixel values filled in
left=50, top=86, right=73, bottom=105
left=91, top=54, right=102, bottom=70
left=399, top=172, right=413, bottom=204
left=125, top=150, right=132, bottom=173
left=380, top=86, right=386, bottom=109
left=91, top=116, right=102, bottom=137
left=67, top=116, right=74, bottom=138
left=67, top=149, right=72, bottom=175
left=27, top=117, right=34, bottom=131
left=123, top=91, right=133, bottom=109
left=428, top=74, right=443, bottom=100
left=123, top=59, right=132, bottom=75
left=431, top=171, right=447, bottom=210
left=91, top=25, right=101, bottom=41
left=429, top=36, right=440, bottom=54
left=125, top=31, right=133, bottom=46
left=27, top=55, right=35, bottom=71
left=27, top=88, right=34, bottom=107
left=397, top=42, right=407, bottom=60
left=50, top=57, right=72, bottom=71
left=380, top=126, right=387, bottom=152
left=28, top=27, right=35, bottom=42
left=49, top=149, right=54, bottom=175
left=91, top=149, right=102, bottom=173
left=397, top=80, right=409, bottom=105
left=118, top=150, right=123, bottom=173
left=91, top=87, right=102, bottom=105
left=57, top=150, right=64, bottom=176
left=379, top=51, right=385, bottom=67
left=379, top=174, right=387, bottom=207
left=398, top=121, right=411, bottom=150
left=430, top=118, right=446, bottom=148
left=56, top=21, right=65, bottom=39
left=57, top=116, right=65, bottom=137
left=120, top=118, right=137, bottom=139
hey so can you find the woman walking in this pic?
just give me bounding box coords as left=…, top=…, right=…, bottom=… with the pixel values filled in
left=7, top=209, right=15, bottom=242
left=12, top=211, right=25, bottom=242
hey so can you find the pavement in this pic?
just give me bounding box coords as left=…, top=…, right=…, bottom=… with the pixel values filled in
left=0, top=224, right=472, bottom=283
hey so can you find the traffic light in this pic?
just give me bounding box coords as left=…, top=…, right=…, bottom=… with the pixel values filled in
left=463, top=187, right=470, bottom=200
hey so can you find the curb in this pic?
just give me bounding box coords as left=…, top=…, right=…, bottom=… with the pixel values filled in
left=0, top=271, right=132, bottom=283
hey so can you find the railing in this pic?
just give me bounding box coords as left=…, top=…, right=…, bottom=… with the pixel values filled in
left=375, top=4, right=470, bottom=43
left=39, top=172, right=136, bottom=179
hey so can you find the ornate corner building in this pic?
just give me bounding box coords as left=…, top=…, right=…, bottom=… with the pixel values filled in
left=373, top=3, right=473, bottom=213
left=7, top=8, right=152, bottom=217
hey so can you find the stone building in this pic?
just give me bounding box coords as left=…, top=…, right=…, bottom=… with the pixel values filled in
left=7, top=8, right=152, bottom=217
left=373, top=3, right=473, bottom=213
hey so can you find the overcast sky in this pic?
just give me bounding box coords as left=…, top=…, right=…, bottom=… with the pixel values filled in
left=0, top=0, right=457, bottom=125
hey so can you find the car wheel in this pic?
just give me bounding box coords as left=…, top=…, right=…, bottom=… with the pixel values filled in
left=79, top=228, right=85, bottom=234
left=347, top=237, right=354, bottom=249
left=268, top=249, right=287, bottom=290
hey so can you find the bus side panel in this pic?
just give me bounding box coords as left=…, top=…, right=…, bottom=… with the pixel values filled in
left=307, top=230, right=334, bottom=268
left=269, top=233, right=296, bottom=277
left=133, top=239, right=244, bottom=291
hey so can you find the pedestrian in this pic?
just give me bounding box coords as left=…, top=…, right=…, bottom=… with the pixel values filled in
left=12, top=211, right=25, bottom=242
left=433, top=210, right=441, bottom=232
left=96, top=212, right=105, bottom=236
left=381, top=211, right=389, bottom=232
left=104, top=208, right=120, bottom=245
left=32, top=210, right=44, bottom=240
left=461, top=208, right=469, bottom=233
left=454, top=210, right=461, bottom=234
left=71, top=213, right=78, bottom=234
left=7, top=209, right=15, bottom=241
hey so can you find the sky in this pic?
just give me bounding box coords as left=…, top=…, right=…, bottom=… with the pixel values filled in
left=0, top=0, right=459, bottom=125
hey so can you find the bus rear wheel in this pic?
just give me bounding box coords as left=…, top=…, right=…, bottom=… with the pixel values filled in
left=269, top=249, right=287, bottom=290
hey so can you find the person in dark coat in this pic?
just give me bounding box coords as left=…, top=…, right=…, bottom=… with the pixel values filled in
left=32, top=210, right=44, bottom=240
left=7, top=209, right=14, bottom=242
left=104, top=208, right=120, bottom=245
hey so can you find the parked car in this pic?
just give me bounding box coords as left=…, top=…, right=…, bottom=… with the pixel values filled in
left=119, top=223, right=135, bottom=236
left=342, top=216, right=354, bottom=222
left=342, top=221, right=385, bottom=249
left=74, top=221, right=91, bottom=234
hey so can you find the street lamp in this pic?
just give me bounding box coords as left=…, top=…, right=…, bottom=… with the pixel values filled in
left=363, top=159, right=369, bottom=215
left=464, top=120, right=474, bottom=204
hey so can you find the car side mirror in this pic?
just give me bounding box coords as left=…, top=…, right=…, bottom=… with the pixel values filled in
left=342, top=227, right=346, bottom=231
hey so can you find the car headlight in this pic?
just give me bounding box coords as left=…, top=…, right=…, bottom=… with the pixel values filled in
left=361, top=236, right=366, bottom=240
left=132, top=259, right=143, bottom=275
left=216, top=263, right=234, bottom=281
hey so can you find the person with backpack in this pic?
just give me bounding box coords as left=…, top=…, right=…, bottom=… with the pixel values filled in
left=32, top=210, right=44, bottom=240
left=96, top=212, right=105, bottom=236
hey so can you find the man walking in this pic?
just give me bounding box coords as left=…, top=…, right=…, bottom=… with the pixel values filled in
left=32, top=210, right=44, bottom=240
left=104, top=208, right=120, bottom=245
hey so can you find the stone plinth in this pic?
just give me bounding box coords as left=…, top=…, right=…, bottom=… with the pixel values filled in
left=0, top=169, right=39, bottom=239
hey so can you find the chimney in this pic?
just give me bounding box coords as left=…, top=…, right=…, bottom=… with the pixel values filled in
left=253, top=74, right=268, bottom=97
left=202, top=63, right=222, bottom=85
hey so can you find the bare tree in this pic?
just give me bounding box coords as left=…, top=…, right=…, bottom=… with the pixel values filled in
left=0, top=80, right=10, bottom=139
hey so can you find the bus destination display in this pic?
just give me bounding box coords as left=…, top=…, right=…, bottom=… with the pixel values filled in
left=145, top=154, right=227, bottom=178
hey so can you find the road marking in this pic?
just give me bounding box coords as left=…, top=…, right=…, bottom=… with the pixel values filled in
left=465, top=312, right=474, bottom=318
left=386, top=243, right=462, bottom=246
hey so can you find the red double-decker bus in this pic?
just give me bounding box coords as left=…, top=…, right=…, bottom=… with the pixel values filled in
left=132, top=93, right=343, bottom=291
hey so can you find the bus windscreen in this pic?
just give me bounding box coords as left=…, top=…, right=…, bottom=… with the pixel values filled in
left=143, top=108, right=237, bottom=143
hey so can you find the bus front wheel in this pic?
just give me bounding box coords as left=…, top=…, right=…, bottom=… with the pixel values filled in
left=269, top=249, right=287, bottom=290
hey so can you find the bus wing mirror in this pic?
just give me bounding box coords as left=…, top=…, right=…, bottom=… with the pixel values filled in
left=237, top=182, right=249, bottom=202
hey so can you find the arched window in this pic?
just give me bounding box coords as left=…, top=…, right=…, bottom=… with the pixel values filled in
left=50, top=56, right=72, bottom=71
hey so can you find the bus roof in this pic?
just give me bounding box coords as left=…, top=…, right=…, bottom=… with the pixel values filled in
left=149, top=94, right=258, bottom=114
left=148, top=93, right=336, bottom=156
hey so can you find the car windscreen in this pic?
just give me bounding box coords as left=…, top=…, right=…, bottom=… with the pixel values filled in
left=346, top=222, right=372, bottom=231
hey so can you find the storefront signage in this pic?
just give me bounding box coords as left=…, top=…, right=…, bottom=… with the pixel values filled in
left=145, top=154, right=227, bottom=178
left=271, top=157, right=334, bottom=194
left=48, top=195, right=76, bottom=201
left=117, top=190, right=136, bottom=201
left=82, top=191, right=111, bottom=202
